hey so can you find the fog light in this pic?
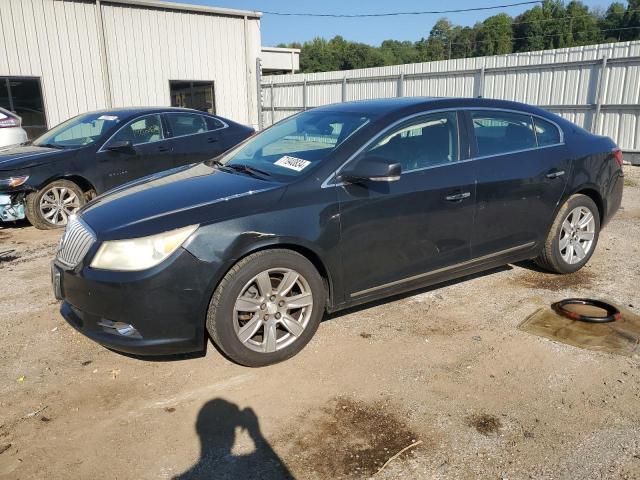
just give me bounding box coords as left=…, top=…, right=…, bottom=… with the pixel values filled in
left=98, top=319, right=141, bottom=338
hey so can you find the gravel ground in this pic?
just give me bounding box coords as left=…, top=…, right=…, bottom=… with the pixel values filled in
left=0, top=166, right=639, bottom=480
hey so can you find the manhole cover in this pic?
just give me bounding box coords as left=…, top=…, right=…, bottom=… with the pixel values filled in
left=519, top=302, right=640, bottom=356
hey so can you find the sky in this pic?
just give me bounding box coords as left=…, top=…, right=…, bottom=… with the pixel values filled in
left=183, top=0, right=612, bottom=46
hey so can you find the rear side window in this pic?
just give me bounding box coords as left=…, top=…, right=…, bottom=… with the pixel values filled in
left=534, top=117, right=561, bottom=146
left=205, top=116, right=225, bottom=131
left=471, top=111, right=536, bottom=156
left=167, top=113, right=207, bottom=137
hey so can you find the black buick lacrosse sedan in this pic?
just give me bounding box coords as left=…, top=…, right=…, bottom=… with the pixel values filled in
left=52, top=97, right=624, bottom=366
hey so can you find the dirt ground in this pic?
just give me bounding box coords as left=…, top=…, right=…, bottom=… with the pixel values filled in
left=1, top=167, right=639, bottom=480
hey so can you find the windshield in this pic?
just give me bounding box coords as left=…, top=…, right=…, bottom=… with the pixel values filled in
left=33, top=112, right=122, bottom=148
left=217, top=110, right=373, bottom=179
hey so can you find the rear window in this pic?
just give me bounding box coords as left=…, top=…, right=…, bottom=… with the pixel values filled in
left=471, top=111, right=536, bottom=156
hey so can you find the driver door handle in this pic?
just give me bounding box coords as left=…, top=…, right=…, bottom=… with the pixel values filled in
left=157, top=145, right=170, bottom=152
left=207, top=137, right=219, bottom=143
left=445, top=192, right=471, bottom=202
left=546, top=170, right=565, bottom=179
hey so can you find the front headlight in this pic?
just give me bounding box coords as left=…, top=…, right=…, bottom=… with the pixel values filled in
left=0, top=176, right=29, bottom=188
left=90, top=225, right=198, bottom=271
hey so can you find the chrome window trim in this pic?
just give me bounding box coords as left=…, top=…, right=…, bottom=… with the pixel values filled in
left=97, top=113, right=167, bottom=153
left=321, top=106, right=565, bottom=189
left=350, top=241, right=536, bottom=298
left=163, top=111, right=229, bottom=139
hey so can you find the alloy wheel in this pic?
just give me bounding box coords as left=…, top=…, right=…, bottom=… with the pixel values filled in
left=233, top=268, right=313, bottom=353
left=559, top=206, right=596, bottom=264
left=39, top=186, right=81, bottom=226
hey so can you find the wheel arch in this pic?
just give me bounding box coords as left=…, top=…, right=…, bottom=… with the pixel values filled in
left=37, top=174, right=96, bottom=195
left=218, top=239, right=335, bottom=312
left=573, top=187, right=604, bottom=224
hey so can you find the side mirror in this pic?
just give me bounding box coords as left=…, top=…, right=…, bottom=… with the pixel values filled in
left=105, top=140, right=134, bottom=153
left=339, top=155, right=401, bottom=183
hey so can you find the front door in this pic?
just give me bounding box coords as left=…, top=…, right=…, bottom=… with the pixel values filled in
left=98, top=114, right=174, bottom=192
left=466, top=110, right=570, bottom=258
left=337, top=111, right=476, bottom=300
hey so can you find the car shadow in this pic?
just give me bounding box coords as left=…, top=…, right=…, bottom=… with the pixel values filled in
left=0, top=219, right=30, bottom=230
left=173, top=398, right=294, bottom=480
left=324, top=264, right=514, bottom=321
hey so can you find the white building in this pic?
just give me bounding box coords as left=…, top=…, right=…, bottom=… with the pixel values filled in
left=0, top=0, right=263, bottom=137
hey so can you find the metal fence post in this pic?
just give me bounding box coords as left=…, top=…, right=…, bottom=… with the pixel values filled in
left=397, top=73, right=404, bottom=97
left=270, top=81, right=275, bottom=127
left=256, top=57, right=263, bottom=131
left=302, top=77, right=308, bottom=110
left=342, top=76, right=347, bottom=102
left=477, top=66, right=485, bottom=98
left=592, top=56, right=608, bottom=134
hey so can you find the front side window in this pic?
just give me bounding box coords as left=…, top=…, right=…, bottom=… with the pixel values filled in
left=33, top=112, right=121, bottom=148
left=166, top=113, right=207, bottom=137
left=365, top=111, right=459, bottom=172
left=471, top=111, right=536, bottom=156
left=534, top=117, right=562, bottom=146
left=218, top=110, right=374, bottom=179
left=108, top=114, right=164, bottom=146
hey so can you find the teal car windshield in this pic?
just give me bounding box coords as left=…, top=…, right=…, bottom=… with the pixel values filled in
left=218, top=111, right=373, bottom=178
left=33, top=112, right=121, bottom=149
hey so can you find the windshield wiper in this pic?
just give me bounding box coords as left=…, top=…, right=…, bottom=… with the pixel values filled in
left=213, top=161, right=271, bottom=179
left=37, top=143, right=66, bottom=150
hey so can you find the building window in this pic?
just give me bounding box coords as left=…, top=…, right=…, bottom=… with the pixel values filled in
left=169, top=81, right=215, bottom=114
left=0, top=77, right=47, bottom=139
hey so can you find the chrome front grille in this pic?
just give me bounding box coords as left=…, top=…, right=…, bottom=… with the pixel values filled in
left=56, top=217, right=96, bottom=269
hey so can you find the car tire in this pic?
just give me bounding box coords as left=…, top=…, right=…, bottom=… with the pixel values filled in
left=206, top=249, right=326, bottom=367
left=534, top=194, right=600, bottom=274
left=25, top=179, right=86, bottom=230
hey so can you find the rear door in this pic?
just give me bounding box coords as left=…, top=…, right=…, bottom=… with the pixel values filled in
left=466, top=109, right=569, bottom=258
left=98, top=114, right=174, bottom=191
left=165, top=112, right=229, bottom=166
left=337, top=110, right=477, bottom=299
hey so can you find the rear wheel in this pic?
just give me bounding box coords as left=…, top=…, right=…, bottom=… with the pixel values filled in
left=206, top=249, right=326, bottom=367
left=535, top=194, right=600, bottom=274
left=25, top=180, right=85, bottom=230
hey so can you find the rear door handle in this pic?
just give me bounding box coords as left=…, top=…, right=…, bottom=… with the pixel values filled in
left=546, top=170, right=565, bottom=179
left=207, top=137, right=219, bottom=143
left=157, top=146, right=170, bottom=152
left=445, top=192, right=471, bottom=202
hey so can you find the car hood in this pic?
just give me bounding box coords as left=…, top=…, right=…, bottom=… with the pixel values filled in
left=0, top=145, right=73, bottom=171
left=80, top=162, right=285, bottom=240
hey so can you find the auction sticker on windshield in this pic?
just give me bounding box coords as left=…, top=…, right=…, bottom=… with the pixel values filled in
left=274, top=156, right=311, bottom=172
left=98, top=115, right=119, bottom=121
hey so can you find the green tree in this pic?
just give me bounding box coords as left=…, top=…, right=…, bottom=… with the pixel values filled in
left=475, top=13, right=514, bottom=56
left=565, top=1, right=603, bottom=46
left=599, top=2, right=626, bottom=41
left=622, top=0, right=640, bottom=41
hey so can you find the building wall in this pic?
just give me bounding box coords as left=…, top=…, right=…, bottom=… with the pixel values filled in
left=0, top=0, right=261, bottom=129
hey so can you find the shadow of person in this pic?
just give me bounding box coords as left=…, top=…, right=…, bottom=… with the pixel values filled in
left=173, top=398, right=294, bottom=480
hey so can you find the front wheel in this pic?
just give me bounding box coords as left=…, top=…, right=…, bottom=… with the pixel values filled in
left=25, top=179, right=85, bottom=230
left=206, top=249, right=326, bottom=367
left=535, top=194, right=600, bottom=274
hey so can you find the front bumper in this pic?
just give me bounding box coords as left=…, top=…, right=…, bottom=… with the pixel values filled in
left=0, top=193, right=25, bottom=222
left=55, top=248, right=217, bottom=356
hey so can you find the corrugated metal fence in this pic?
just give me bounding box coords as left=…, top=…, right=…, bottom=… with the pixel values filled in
left=260, top=40, right=640, bottom=156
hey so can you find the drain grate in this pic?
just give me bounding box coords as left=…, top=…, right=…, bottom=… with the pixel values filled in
left=520, top=302, right=640, bottom=357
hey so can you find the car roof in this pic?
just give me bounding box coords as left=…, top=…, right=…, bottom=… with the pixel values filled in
left=81, top=106, right=218, bottom=120
left=311, top=96, right=556, bottom=119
